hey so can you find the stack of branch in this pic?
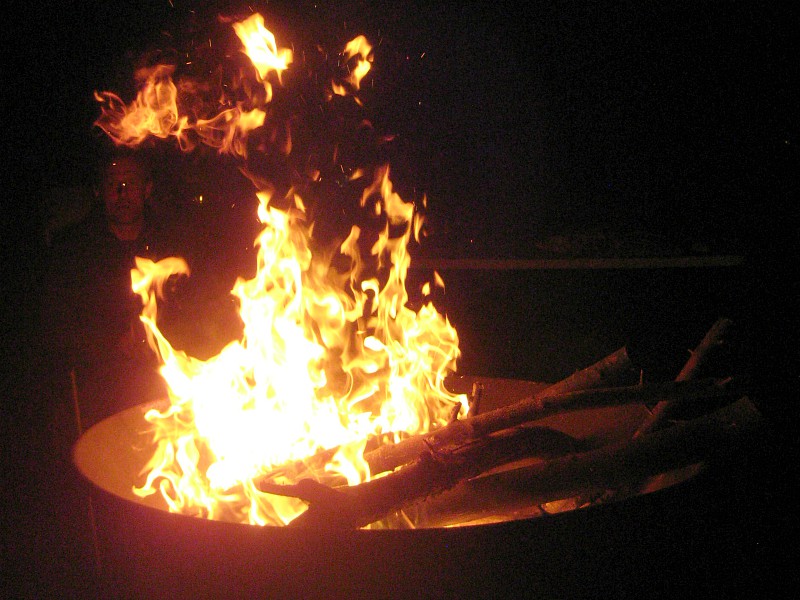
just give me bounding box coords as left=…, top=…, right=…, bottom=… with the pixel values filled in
left=259, top=318, right=767, bottom=530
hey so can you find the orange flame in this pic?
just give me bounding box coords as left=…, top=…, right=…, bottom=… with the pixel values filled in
left=232, top=13, right=293, bottom=103
left=93, top=17, right=286, bottom=158
left=94, top=64, right=189, bottom=148
left=133, top=182, right=465, bottom=525
left=98, top=13, right=465, bottom=526
left=332, top=35, right=373, bottom=102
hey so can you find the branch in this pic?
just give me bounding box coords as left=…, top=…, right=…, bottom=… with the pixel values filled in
left=365, top=377, right=739, bottom=476
left=265, top=397, right=765, bottom=530
left=635, top=317, right=734, bottom=437
left=365, top=346, right=633, bottom=475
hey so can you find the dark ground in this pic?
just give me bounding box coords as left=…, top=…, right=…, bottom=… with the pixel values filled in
left=1, top=1, right=797, bottom=597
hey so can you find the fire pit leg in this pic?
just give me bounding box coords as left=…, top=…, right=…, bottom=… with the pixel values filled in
left=69, top=367, right=104, bottom=585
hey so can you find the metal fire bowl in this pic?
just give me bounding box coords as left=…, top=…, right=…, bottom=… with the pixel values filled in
left=72, top=376, right=730, bottom=598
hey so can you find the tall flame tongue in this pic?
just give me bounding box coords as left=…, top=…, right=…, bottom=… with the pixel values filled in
left=107, top=14, right=467, bottom=526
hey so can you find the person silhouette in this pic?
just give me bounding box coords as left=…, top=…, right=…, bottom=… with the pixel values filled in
left=40, top=147, right=176, bottom=429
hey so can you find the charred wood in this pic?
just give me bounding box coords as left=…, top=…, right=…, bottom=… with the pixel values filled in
left=364, top=377, right=740, bottom=476
left=365, top=346, right=634, bottom=475
left=263, top=397, right=765, bottom=530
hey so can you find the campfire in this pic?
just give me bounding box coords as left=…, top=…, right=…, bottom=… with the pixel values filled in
left=75, top=12, right=765, bottom=532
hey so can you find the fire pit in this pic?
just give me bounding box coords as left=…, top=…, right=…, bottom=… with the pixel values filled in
left=73, top=366, right=766, bottom=598
left=71, top=374, right=655, bottom=526
left=65, top=11, right=776, bottom=597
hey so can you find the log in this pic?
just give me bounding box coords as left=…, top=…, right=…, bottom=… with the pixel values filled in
left=635, top=317, right=734, bottom=437
left=419, top=395, right=766, bottom=527
left=534, top=346, right=634, bottom=397
left=364, top=377, right=739, bottom=476
left=260, top=425, right=587, bottom=529
left=620, top=318, right=734, bottom=499
left=263, top=397, right=765, bottom=530
left=364, top=346, right=634, bottom=475
left=260, top=346, right=633, bottom=482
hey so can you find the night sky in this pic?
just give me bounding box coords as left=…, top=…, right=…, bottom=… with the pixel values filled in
left=5, top=1, right=795, bottom=263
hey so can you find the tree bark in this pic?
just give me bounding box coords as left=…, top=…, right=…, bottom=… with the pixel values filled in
left=365, top=346, right=633, bottom=475
left=364, top=377, right=739, bottom=476
left=267, top=397, right=764, bottom=530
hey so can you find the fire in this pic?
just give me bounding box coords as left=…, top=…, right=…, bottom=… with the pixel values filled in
left=332, top=35, right=373, bottom=100
left=232, top=13, right=293, bottom=103
left=94, top=63, right=268, bottom=157
left=94, top=64, right=188, bottom=148
left=94, top=11, right=294, bottom=156
left=101, top=14, right=467, bottom=526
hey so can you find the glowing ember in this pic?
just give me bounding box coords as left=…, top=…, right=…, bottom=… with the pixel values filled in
left=96, top=13, right=467, bottom=526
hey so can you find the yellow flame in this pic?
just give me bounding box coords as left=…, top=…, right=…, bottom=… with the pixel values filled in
left=133, top=179, right=466, bottom=525
left=343, top=35, right=372, bottom=91
left=332, top=35, right=373, bottom=98
left=97, top=13, right=466, bottom=527
left=233, top=13, right=293, bottom=103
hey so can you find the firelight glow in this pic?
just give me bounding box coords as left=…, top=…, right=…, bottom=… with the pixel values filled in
left=96, top=13, right=467, bottom=526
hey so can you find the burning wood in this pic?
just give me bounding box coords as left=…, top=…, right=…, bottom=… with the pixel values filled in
left=364, top=346, right=634, bottom=475
left=362, top=376, right=737, bottom=478
left=252, top=319, right=757, bottom=529
left=259, top=345, right=634, bottom=482
left=257, top=373, right=740, bottom=493
left=261, top=397, right=764, bottom=530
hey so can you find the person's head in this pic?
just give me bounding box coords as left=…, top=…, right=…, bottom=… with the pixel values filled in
left=98, top=150, right=153, bottom=240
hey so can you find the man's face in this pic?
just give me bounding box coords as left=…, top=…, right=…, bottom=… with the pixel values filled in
left=101, top=157, right=151, bottom=226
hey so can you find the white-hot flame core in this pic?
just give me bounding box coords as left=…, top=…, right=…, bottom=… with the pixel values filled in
left=132, top=180, right=466, bottom=525
left=99, top=13, right=466, bottom=527
left=233, top=13, right=293, bottom=102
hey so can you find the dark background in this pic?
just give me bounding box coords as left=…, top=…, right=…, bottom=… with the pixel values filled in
left=2, top=1, right=797, bottom=597
left=3, top=0, right=796, bottom=258
left=3, top=0, right=795, bottom=420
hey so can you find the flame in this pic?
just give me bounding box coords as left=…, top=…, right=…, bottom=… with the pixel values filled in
left=333, top=35, right=373, bottom=99
left=133, top=181, right=465, bottom=525
left=97, top=13, right=466, bottom=526
left=232, top=13, right=293, bottom=103
left=93, top=19, right=284, bottom=158
left=94, top=64, right=189, bottom=148
left=94, top=67, right=267, bottom=157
